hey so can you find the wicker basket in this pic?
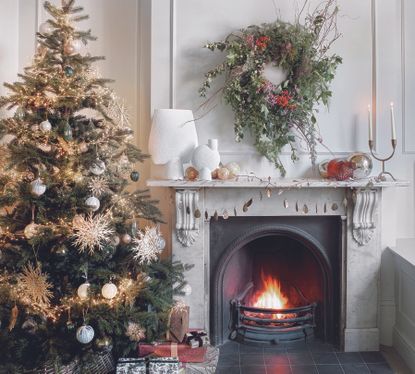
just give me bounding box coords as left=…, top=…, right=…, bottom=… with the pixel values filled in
left=35, top=358, right=81, bottom=374
left=35, top=351, right=114, bottom=374
left=82, top=351, right=115, bottom=374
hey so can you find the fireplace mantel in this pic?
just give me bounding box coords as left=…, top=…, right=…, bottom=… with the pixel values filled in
left=148, top=178, right=409, bottom=189
left=148, top=177, right=409, bottom=351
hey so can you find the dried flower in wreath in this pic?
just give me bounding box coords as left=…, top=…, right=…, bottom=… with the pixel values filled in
left=17, top=263, right=53, bottom=309
left=199, top=0, right=342, bottom=176
left=131, top=226, right=164, bottom=265
left=71, top=213, right=114, bottom=254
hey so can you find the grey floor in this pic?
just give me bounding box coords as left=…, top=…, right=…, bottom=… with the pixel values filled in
left=216, top=340, right=393, bottom=374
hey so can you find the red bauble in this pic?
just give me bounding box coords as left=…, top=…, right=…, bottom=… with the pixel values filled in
left=335, top=161, right=354, bottom=181
left=327, top=159, right=341, bottom=179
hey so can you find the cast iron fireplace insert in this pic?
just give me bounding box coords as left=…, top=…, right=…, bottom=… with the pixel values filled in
left=210, top=216, right=341, bottom=346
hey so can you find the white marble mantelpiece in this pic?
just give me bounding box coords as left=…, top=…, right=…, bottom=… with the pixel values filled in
left=148, top=178, right=409, bottom=351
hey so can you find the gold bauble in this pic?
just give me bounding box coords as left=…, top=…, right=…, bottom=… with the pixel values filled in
left=24, top=222, right=40, bottom=239
left=94, top=336, right=113, bottom=352
left=120, top=233, right=132, bottom=245
left=185, top=167, right=199, bottom=181
left=211, top=168, right=219, bottom=179
left=217, top=167, right=230, bottom=180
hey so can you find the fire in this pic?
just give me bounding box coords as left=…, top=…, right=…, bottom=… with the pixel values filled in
left=249, top=272, right=290, bottom=320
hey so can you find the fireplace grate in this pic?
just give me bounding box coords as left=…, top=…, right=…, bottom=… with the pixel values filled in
left=229, top=283, right=317, bottom=344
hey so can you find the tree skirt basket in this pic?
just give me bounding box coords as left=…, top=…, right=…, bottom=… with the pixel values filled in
left=35, top=351, right=114, bottom=374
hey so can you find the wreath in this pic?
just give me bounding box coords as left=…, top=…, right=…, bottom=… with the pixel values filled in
left=200, top=3, right=342, bottom=175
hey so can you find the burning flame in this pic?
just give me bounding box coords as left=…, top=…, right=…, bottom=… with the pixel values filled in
left=249, top=272, right=290, bottom=320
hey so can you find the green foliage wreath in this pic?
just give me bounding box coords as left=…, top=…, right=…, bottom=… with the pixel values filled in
left=200, top=6, right=342, bottom=175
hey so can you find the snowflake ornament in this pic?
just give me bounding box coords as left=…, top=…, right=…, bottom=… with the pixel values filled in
left=131, top=226, right=164, bottom=265
left=17, top=263, right=53, bottom=308
left=71, top=214, right=114, bottom=254
left=126, top=321, right=146, bottom=342
left=88, top=176, right=109, bottom=197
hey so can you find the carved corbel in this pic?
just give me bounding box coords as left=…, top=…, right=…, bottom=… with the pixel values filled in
left=352, top=189, right=378, bottom=246
left=175, top=189, right=200, bottom=247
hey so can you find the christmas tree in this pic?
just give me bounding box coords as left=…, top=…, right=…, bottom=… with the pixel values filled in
left=0, top=1, right=187, bottom=371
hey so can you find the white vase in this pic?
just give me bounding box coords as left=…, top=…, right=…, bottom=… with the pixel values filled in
left=192, top=139, right=220, bottom=173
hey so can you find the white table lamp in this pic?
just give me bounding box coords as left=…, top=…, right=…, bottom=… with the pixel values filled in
left=149, top=109, right=198, bottom=179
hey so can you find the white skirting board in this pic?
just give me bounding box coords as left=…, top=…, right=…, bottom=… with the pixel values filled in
left=393, top=328, right=415, bottom=373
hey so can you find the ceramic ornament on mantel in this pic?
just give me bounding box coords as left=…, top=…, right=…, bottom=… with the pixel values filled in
left=192, top=139, right=220, bottom=181
left=148, top=109, right=198, bottom=180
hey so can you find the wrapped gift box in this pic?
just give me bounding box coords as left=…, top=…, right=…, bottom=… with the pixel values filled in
left=167, top=304, right=190, bottom=343
left=116, top=358, right=146, bottom=374
left=184, top=330, right=210, bottom=348
left=138, top=342, right=206, bottom=363
left=149, top=357, right=180, bottom=374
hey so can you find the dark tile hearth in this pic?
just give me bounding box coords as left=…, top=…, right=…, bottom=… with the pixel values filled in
left=217, top=341, right=393, bottom=374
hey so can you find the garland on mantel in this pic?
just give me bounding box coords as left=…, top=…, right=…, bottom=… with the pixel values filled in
left=200, top=0, right=342, bottom=176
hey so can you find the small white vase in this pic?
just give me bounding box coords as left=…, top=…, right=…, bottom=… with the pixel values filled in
left=192, top=138, right=220, bottom=172
left=199, top=167, right=212, bottom=181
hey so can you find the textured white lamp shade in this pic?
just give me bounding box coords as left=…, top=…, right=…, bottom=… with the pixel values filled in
left=149, top=109, right=198, bottom=179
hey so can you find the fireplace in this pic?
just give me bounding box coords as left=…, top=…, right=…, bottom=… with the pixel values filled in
left=210, top=216, right=341, bottom=346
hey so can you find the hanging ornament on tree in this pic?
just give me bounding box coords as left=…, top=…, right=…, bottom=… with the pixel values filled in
left=130, top=171, right=140, bottom=182
left=125, top=322, right=146, bottom=342
left=24, top=222, right=40, bottom=239
left=62, top=121, right=73, bottom=141
left=131, top=226, right=165, bottom=265
left=101, top=281, right=118, bottom=300
left=77, top=282, right=91, bottom=300
left=76, top=324, right=95, bottom=344
left=94, top=336, right=113, bottom=352
left=78, top=142, right=88, bottom=154
left=120, top=233, right=132, bottom=245
left=21, top=317, right=38, bottom=335
left=37, top=143, right=52, bottom=153
left=39, top=22, right=53, bottom=34
left=89, top=159, right=106, bottom=176
left=14, top=107, right=25, bottom=120
left=0, top=134, right=16, bottom=146
left=88, top=177, right=109, bottom=197
left=71, top=214, right=114, bottom=254
left=64, top=38, right=83, bottom=55
left=39, top=119, right=52, bottom=132
left=30, top=178, right=46, bottom=197
left=64, top=65, right=74, bottom=77
left=85, top=196, right=100, bottom=211
left=111, top=235, right=120, bottom=247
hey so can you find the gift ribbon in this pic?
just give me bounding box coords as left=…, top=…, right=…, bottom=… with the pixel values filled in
left=171, top=342, right=178, bottom=357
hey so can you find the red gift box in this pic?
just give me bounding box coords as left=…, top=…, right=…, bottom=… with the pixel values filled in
left=137, top=342, right=207, bottom=363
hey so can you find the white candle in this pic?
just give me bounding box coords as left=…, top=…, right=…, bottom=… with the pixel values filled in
left=368, top=104, right=373, bottom=141
left=390, top=102, right=397, bottom=140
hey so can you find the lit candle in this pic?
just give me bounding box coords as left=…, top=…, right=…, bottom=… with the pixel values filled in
left=368, top=104, right=373, bottom=141
left=390, top=102, right=397, bottom=140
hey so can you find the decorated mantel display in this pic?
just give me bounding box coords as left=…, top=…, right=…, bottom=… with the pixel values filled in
left=199, top=0, right=342, bottom=176
left=0, top=1, right=189, bottom=372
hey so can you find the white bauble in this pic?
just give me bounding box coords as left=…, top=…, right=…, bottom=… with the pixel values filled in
left=157, top=237, right=166, bottom=250
left=183, top=284, right=192, bottom=296
left=30, top=179, right=46, bottom=197
left=40, top=120, right=52, bottom=132
left=37, top=143, right=52, bottom=153
left=111, top=236, right=120, bottom=247
left=78, top=142, right=88, bottom=154
left=39, top=22, right=53, bottom=35
left=24, top=222, right=40, bottom=239
left=77, top=282, right=90, bottom=300
left=64, top=39, right=83, bottom=55
left=0, top=134, right=16, bottom=146
left=120, top=233, right=132, bottom=245
left=89, top=160, right=106, bottom=176
left=85, top=196, right=100, bottom=211
left=76, top=324, right=95, bottom=344
left=225, top=162, right=241, bottom=178
left=101, top=282, right=117, bottom=300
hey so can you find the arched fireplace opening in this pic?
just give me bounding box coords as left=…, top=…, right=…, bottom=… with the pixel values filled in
left=210, top=217, right=341, bottom=346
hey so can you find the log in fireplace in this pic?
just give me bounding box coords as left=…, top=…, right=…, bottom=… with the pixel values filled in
left=210, top=216, right=341, bottom=346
